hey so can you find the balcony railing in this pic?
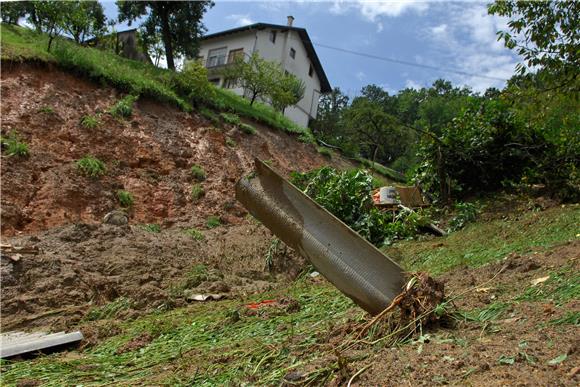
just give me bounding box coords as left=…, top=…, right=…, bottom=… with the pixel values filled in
left=202, top=51, right=251, bottom=69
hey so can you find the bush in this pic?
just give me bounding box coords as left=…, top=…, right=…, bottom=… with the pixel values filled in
left=110, top=95, right=138, bottom=118
left=171, top=60, right=215, bottom=106
left=190, top=164, right=206, bottom=181
left=206, top=216, right=220, bottom=229
left=80, top=114, right=100, bottom=128
left=225, top=137, right=236, bottom=148
left=141, top=224, right=161, bottom=233
left=220, top=112, right=241, bottom=126
left=184, top=228, right=204, bottom=241
left=291, top=167, right=430, bottom=247
left=191, top=183, right=204, bottom=201
left=117, top=190, right=134, bottom=208
left=239, top=123, right=257, bottom=135
left=0, top=132, right=29, bottom=157
left=448, top=202, right=479, bottom=232
left=200, top=107, right=220, bottom=126
left=76, top=155, right=105, bottom=177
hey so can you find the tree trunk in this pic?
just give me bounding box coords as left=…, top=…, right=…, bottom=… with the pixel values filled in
left=159, top=5, right=175, bottom=70
left=250, top=93, right=257, bottom=105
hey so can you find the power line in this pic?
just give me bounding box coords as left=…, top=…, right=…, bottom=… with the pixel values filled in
left=311, top=41, right=508, bottom=82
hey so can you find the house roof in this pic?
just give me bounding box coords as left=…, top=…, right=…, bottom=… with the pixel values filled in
left=201, top=23, right=331, bottom=93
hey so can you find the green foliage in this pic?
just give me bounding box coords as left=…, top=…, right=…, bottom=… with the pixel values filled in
left=117, top=190, right=134, bottom=208
left=225, top=137, right=236, bottom=148
left=117, top=1, right=213, bottom=70
left=190, top=164, right=206, bottom=181
left=220, top=112, right=241, bottom=126
left=516, top=268, right=579, bottom=306
left=84, top=297, right=132, bottom=321
left=191, top=183, right=204, bottom=201
left=550, top=311, right=580, bottom=326
left=317, top=146, right=332, bottom=158
left=183, top=227, right=204, bottom=241
left=199, top=107, right=220, bottom=126
left=141, top=223, right=161, bottom=233
left=239, top=123, right=256, bottom=135
left=270, top=72, right=306, bottom=112
left=80, top=114, right=100, bottom=128
left=0, top=131, right=29, bottom=157
left=38, top=106, right=54, bottom=114
left=205, top=216, right=220, bottom=229
left=291, top=167, right=429, bottom=247
left=170, top=60, right=215, bottom=106
left=448, top=202, right=479, bottom=232
left=61, top=0, right=107, bottom=44
left=76, top=155, right=106, bottom=177
left=454, top=302, right=509, bottom=323
left=110, top=95, right=138, bottom=118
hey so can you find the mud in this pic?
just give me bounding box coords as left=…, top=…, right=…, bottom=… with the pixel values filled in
left=0, top=63, right=346, bottom=331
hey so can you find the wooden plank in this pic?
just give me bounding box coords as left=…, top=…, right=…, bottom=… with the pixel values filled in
left=0, top=331, right=83, bottom=358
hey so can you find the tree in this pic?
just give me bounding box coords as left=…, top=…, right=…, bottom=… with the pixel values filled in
left=311, top=87, right=349, bottom=141
left=270, top=73, right=305, bottom=112
left=0, top=1, right=28, bottom=24
left=488, top=0, right=579, bottom=92
left=27, top=1, right=65, bottom=52
left=117, top=1, right=213, bottom=71
left=62, top=1, right=107, bottom=44
left=222, top=52, right=279, bottom=105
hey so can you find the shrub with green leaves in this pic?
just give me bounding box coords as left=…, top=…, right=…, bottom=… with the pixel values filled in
left=206, top=216, right=220, bottom=229
left=110, top=95, right=138, bottom=118
left=80, top=114, right=100, bottom=128
left=220, top=112, right=241, bottom=126
left=291, top=167, right=431, bottom=247
left=171, top=60, right=216, bottom=106
left=76, top=155, right=106, bottom=177
left=448, top=202, right=479, bottom=232
left=191, top=183, right=204, bottom=201
left=117, top=190, right=134, bottom=208
left=0, top=132, right=29, bottom=157
left=190, top=164, right=206, bottom=181
left=317, top=146, right=332, bottom=158
left=239, top=123, right=257, bottom=135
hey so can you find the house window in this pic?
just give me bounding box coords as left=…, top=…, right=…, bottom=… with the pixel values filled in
left=207, top=47, right=227, bottom=67
left=224, top=78, right=238, bottom=89
left=269, top=30, right=277, bottom=44
left=289, top=47, right=296, bottom=59
left=209, top=78, right=221, bottom=86
left=227, top=48, right=244, bottom=64
left=308, top=64, right=314, bottom=77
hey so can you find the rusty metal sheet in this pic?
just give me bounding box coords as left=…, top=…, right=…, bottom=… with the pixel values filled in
left=236, top=159, right=405, bottom=315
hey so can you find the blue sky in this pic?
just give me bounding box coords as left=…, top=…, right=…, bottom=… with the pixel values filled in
left=102, top=1, right=521, bottom=97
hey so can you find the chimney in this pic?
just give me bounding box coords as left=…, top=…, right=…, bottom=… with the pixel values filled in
left=287, top=15, right=294, bottom=27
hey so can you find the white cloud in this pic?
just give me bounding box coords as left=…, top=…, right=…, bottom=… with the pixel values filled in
left=422, top=2, right=519, bottom=92
left=405, top=79, right=422, bottom=90
left=356, top=71, right=366, bottom=81
left=376, top=22, right=384, bottom=33
left=226, top=14, right=255, bottom=27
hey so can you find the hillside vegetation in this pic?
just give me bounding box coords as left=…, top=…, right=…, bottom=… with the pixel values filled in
left=1, top=24, right=313, bottom=142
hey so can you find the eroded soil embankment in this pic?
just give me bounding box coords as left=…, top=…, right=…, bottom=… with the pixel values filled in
left=0, top=63, right=345, bottom=330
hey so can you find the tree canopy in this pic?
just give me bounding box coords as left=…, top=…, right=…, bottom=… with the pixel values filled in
left=117, top=1, right=213, bottom=70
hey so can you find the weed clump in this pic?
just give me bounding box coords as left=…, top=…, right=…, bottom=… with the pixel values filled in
left=220, top=112, right=241, bottom=126
left=0, top=132, right=29, bottom=157
left=110, top=95, right=138, bottom=118
left=141, top=224, right=161, bottom=233
left=117, top=190, right=134, bottom=208
left=38, top=106, right=54, bottom=114
left=317, top=146, right=332, bottom=158
left=80, top=114, right=100, bottom=128
left=239, top=123, right=257, bottom=135
left=190, top=164, right=206, bottom=181
left=76, top=155, right=105, bottom=177
left=191, top=183, right=204, bottom=201
left=200, top=107, right=221, bottom=126
left=225, top=137, right=236, bottom=148
left=184, top=227, right=204, bottom=241
left=206, top=216, right=220, bottom=229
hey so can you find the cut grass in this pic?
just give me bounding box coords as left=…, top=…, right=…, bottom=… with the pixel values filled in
left=516, top=267, right=580, bottom=306
left=388, top=205, right=579, bottom=275
left=0, top=280, right=354, bottom=385
left=1, top=23, right=313, bottom=142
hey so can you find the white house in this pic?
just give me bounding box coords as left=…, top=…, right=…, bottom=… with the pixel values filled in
left=197, top=17, right=332, bottom=128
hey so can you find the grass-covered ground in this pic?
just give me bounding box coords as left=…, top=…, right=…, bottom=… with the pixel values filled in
left=1, top=202, right=577, bottom=386
left=0, top=23, right=313, bottom=142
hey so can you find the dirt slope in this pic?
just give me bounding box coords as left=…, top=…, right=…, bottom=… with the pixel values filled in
left=0, top=63, right=348, bottom=330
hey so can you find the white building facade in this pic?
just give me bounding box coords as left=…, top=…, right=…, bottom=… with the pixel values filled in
left=197, top=17, right=331, bottom=128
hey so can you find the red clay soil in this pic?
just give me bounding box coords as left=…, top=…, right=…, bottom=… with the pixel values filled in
left=0, top=63, right=348, bottom=330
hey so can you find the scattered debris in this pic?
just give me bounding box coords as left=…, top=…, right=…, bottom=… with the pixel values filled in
left=186, top=294, right=224, bottom=302
left=531, top=276, right=550, bottom=286
left=0, top=331, right=83, bottom=358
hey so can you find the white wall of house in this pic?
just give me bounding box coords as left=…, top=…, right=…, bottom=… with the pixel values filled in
left=198, top=26, right=324, bottom=128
